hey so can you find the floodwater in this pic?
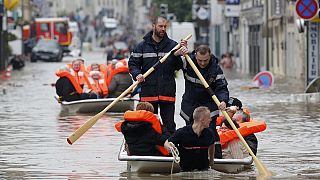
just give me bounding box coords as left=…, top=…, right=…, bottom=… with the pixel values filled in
left=0, top=52, right=319, bottom=179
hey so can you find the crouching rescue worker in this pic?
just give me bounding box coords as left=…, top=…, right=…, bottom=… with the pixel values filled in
left=115, top=102, right=170, bottom=156
left=164, top=106, right=214, bottom=171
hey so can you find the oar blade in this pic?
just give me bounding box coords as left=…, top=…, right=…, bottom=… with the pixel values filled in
left=67, top=111, right=105, bottom=144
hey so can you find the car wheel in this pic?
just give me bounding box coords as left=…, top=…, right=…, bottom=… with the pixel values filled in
left=31, top=58, right=37, bottom=62
left=57, top=54, right=63, bottom=62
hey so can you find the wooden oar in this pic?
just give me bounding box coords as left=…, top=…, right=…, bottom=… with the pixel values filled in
left=184, top=54, right=272, bottom=177
left=67, top=34, right=192, bottom=145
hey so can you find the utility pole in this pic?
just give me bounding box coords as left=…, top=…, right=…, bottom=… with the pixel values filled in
left=0, top=0, right=4, bottom=71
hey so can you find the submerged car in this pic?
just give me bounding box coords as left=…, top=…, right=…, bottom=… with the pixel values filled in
left=31, top=39, right=63, bottom=62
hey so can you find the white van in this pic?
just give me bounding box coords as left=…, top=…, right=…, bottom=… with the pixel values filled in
left=103, top=17, right=118, bottom=29
left=167, top=22, right=196, bottom=51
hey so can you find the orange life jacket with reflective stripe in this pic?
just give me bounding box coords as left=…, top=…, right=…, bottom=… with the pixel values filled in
left=115, top=110, right=170, bottom=156
left=55, top=70, right=83, bottom=94
left=67, top=63, right=89, bottom=86
left=87, top=64, right=107, bottom=79
left=218, top=120, right=267, bottom=146
left=88, top=76, right=109, bottom=96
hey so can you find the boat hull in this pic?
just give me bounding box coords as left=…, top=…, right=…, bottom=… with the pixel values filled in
left=56, top=96, right=135, bottom=113
left=118, top=140, right=253, bottom=173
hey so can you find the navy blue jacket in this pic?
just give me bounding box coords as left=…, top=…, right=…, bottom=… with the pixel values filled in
left=128, top=31, right=183, bottom=102
left=180, top=53, right=229, bottom=121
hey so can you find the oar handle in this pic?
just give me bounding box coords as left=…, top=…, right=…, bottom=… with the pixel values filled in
left=184, top=54, right=271, bottom=176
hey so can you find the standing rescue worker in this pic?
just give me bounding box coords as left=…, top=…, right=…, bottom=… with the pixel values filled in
left=180, top=45, right=229, bottom=158
left=128, top=16, right=187, bottom=134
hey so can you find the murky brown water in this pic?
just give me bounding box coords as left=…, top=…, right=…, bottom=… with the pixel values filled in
left=0, top=52, right=319, bottom=179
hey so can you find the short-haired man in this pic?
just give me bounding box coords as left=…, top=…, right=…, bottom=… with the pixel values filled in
left=164, top=106, right=214, bottom=171
left=180, top=45, right=229, bottom=159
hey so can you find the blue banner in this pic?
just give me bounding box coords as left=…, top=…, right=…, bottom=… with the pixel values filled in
left=225, top=0, right=240, bottom=5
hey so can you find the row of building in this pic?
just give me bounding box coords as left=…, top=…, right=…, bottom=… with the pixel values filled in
left=209, top=0, right=318, bottom=86
left=4, top=0, right=319, bottom=87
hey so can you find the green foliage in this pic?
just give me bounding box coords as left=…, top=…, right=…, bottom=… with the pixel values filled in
left=7, top=32, right=17, bottom=41
left=154, top=0, right=193, bottom=22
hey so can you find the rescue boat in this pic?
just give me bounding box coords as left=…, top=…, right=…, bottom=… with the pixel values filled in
left=118, top=140, right=253, bottom=173
left=54, top=95, right=135, bottom=113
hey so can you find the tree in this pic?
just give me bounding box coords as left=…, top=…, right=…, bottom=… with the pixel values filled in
left=153, top=0, right=193, bottom=22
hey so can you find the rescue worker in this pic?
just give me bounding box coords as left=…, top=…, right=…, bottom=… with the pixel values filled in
left=108, top=62, right=133, bottom=98
left=116, top=102, right=170, bottom=156
left=164, top=106, right=214, bottom=171
left=180, top=45, right=229, bottom=159
left=128, top=16, right=188, bottom=134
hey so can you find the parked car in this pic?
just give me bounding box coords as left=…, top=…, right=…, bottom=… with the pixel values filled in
left=31, top=39, right=63, bottom=62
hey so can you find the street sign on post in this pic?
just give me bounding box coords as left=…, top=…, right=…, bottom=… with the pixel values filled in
left=308, top=22, right=319, bottom=83
left=296, top=0, right=318, bottom=20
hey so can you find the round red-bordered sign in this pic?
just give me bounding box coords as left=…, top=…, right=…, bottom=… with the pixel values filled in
left=296, top=0, right=319, bottom=20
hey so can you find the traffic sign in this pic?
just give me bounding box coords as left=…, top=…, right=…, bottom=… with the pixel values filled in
left=296, top=0, right=319, bottom=20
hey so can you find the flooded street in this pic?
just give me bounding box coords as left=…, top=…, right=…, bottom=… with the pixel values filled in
left=0, top=51, right=319, bottom=179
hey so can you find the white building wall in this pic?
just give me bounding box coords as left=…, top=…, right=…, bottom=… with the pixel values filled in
left=209, top=0, right=227, bottom=58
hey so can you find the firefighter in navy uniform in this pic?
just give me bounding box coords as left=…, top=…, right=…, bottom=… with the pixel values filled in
left=128, top=16, right=187, bottom=134
left=180, top=45, right=229, bottom=158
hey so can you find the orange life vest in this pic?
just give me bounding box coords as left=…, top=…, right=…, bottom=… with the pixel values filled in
left=218, top=120, right=267, bottom=146
left=88, top=75, right=109, bottom=96
left=115, top=110, right=170, bottom=156
left=87, top=64, right=107, bottom=79
left=67, top=63, right=89, bottom=86
left=55, top=70, right=83, bottom=94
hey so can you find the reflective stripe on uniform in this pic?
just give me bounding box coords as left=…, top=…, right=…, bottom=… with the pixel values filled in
left=158, top=52, right=167, bottom=57
left=180, top=109, right=189, bottom=121
left=214, top=141, right=221, bottom=145
left=216, top=74, right=225, bottom=80
left=210, top=110, right=220, bottom=117
left=184, top=73, right=202, bottom=85
left=140, top=96, right=159, bottom=102
left=131, top=52, right=142, bottom=57
left=159, top=96, right=175, bottom=102
left=183, top=146, right=209, bottom=150
left=181, top=56, right=187, bottom=69
left=140, top=96, right=175, bottom=102
left=142, top=53, right=157, bottom=58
